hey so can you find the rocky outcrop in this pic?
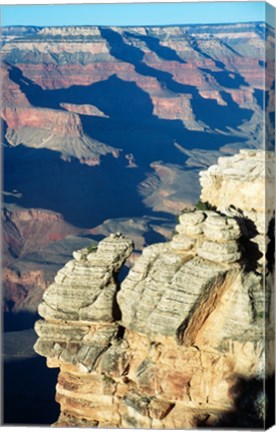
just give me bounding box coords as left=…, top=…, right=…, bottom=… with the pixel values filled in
left=34, top=150, right=274, bottom=428
left=152, top=94, right=201, bottom=129
left=200, top=149, right=274, bottom=235
left=118, top=212, right=243, bottom=344
left=60, top=103, right=108, bottom=117
left=3, top=104, right=119, bottom=166
left=200, top=150, right=275, bottom=266
left=34, top=234, right=134, bottom=384
left=2, top=234, right=103, bottom=316
left=3, top=106, right=83, bottom=137
left=5, top=123, right=119, bottom=166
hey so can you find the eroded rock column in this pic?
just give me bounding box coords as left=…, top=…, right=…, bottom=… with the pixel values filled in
left=200, top=149, right=275, bottom=264
left=34, top=234, right=134, bottom=426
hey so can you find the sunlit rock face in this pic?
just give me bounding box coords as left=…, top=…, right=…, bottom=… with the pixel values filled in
left=200, top=150, right=275, bottom=269
left=200, top=150, right=274, bottom=235
left=34, top=150, right=274, bottom=428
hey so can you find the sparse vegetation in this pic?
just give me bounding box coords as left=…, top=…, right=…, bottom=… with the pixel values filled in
left=86, top=244, right=98, bottom=254
left=177, top=200, right=215, bottom=221
left=180, top=207, right=194, bottom=214
left=171, top=228, right=178, bottom=237
left=256, top=311, right=266, bottom=320
left=194, top=200, right=214, bottom=211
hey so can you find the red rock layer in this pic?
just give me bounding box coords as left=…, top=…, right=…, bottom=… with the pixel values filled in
left=3, top=107, right=83, bottom=137
left=2, top=208, right=76, bottom=258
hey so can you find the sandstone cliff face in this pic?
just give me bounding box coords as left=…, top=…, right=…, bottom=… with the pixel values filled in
left=200, top=150, right=274, bottom=235
left=200, top=150, right=275, bottom=267
left=3, top=23, right=268, bottom=90
left=34, top=150, right=274, bottom=428
left=3, top=107, right=83, bottom=137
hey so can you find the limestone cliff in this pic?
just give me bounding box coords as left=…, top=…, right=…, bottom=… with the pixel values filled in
left=200, top=149, right=275, bottom=237
left=34, top=150, right=274, bottom=428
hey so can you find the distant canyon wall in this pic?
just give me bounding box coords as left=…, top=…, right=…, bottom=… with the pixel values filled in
left=2, top=23, right=275, bottom=155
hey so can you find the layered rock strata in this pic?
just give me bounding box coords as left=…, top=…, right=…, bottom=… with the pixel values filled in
left=34, top=150, right=274, bottom=428
left=200, top=149, right=274, bottom=235
left=200, top=149, right=275, bottom=265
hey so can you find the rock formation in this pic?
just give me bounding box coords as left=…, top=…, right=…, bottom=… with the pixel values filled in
left=200, top=149, right=274, bottom=236
left=34, top=149, right=274, bottom=428
left=200, top=149, right=275, bottom=266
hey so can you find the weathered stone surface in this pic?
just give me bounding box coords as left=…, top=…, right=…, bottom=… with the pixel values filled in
left=34, top=234, right=133, bottom=373
left=203, top=218, right=240, bottom=241
left=175, top=222, right=204, bottom=236
left=38, top=233, right=133, bottom=322
left=200, top=150, right=275, bottom=269
left=196, top=240, right=241, bottom=263
left=34, top=151, right=274, bottom=428
left=179, top=211, right=206, bottom=226
left=170, top=234, right=196, bottom=250
left=99, top=339, right=130, bottom=376
left=34, top=322, right=119, bottom=372
left=200, top=150, right=275, bottom=236
left=149, top=398, right=175, bottom=420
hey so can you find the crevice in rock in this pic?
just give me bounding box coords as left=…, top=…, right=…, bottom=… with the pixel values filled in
left=177, top=270, right=231, bottom=345
left=234, top=216, right=262, bottom=272
left=117, top=325, right=126, bottom=339
left=266, top=216, right=275, bottom=273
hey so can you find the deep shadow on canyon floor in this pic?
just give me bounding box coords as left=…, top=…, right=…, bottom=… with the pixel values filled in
left=3, top=320, right=60, bottom=425
left=3, top=356, right=60, bottom=425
